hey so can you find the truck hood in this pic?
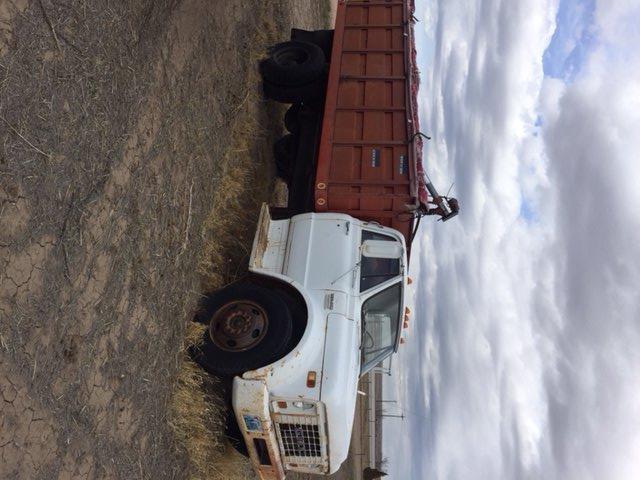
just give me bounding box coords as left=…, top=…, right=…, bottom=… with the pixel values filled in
left=320, top=312, right=360, bottom=473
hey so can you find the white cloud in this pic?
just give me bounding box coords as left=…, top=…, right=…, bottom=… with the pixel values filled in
left=539, top=3, right=640, bottom=475
left=388, top=0, right=640, bottom=479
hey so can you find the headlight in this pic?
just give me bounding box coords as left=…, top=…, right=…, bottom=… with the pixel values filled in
left=292, top=401, right=316, bottom=411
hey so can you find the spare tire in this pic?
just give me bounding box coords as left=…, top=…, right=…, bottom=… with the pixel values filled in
left=260, top=41, right=326, bottom=86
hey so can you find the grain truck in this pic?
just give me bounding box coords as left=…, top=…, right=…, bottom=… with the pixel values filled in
left=193, top=1, right=450, bottom=478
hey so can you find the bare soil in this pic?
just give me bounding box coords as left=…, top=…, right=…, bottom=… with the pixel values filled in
left=0, top=1, right=332, bottom=479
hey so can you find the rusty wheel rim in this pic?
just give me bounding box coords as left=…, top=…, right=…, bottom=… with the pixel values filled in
left=209, top=300, right=269, bottom=352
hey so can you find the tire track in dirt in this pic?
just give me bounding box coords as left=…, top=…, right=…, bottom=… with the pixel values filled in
left=1, top=358, right=60, bottom=479
left=0, top=1, right=216, bottom=478
left=67, top=2, right=219, bottom=466
left=0, top=0, right=28, bottom=58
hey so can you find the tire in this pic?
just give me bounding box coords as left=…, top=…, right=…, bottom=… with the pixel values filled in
left=263, top=76, right=326, bottom=104
left=290, top=28, right=334, bottom=61
left=225, top=411, right=249, bottom=457
left=260, top=41, right=325, bottom=86
left=274, top=288, right=307, bottom=353
left=192, top=283, right=293, bottom=377
left=269, top=206, right=294, bottom=220
left=284, top=104, right=302, bottom=134
left=274, top=134, right=296, bottom=181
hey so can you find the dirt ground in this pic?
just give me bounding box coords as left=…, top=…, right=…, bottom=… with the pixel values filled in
left=0, top=1, right=334, bottom=479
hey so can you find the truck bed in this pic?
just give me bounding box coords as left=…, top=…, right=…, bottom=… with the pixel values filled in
left=313, top=0, right=423, bottom=247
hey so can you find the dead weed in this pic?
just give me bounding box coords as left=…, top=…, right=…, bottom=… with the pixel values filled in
left=168, top=2, right=334, bottom=477
left=169, top=322, right=255, bottom=480
left=168, top=17, right=283, bottom=480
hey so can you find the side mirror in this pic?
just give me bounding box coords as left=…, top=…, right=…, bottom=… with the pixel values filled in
left=361, top=240, right=403, bottom=259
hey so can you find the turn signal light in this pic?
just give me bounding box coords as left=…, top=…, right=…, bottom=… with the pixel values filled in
left=404, top=321, right=409, bottom=329
left=405, top=306, right=411, bottom=315
left=277, top=401, right=288, bottom=409
left=407, top=277, right=413, bottom=285
left=306, top=371, right=317, bottom=388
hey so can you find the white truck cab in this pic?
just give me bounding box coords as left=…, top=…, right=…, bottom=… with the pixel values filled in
left=202, top=204, right=408, bottom=479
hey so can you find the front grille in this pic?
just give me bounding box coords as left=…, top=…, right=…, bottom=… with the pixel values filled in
left=273, top=412, right=329, bottom=472
left=278, top=422, right=321, bottom=457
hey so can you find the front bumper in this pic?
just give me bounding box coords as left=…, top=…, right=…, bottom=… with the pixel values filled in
left=233, top=378, right=286, bottom=480
left=233, top=377, right=330, bottom=478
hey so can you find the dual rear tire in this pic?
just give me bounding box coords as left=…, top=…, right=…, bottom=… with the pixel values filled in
left=260, top=41, right=327, bottom=104
left=273, top=133, right=297, bottom=181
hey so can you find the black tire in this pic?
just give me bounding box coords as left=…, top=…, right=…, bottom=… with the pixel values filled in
left=263, top=76, right=326, bottom=104
left=275, top=288, right=307, bottom=353
left=269, top=206, right=295, bottom=220
left=290, top=28, right=334, bottom=61
left=193, top=283, right=293, bottom=377
left=274, top=134, right=296, bottom=181
left=260, top=41, right=325, bottom=86
left=284, top=104, right=302, bottom=134
left=225, top=411, right=249, bottom=457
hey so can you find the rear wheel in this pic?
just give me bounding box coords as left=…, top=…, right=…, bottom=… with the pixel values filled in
left=262, top=77, right=325, bottom=104
left=284, top=104, right=302, bottom=134
left=260, top=41, right=325, bottom=86
left=273, top=134, right=296, bottom=181
left=193, top=283, right=293, bottom=377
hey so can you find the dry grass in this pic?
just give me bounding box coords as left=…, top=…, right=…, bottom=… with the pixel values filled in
left=197, top=46, right=284, bottom=291
left=168, top=2, right=335, bottom=478
left=168, top=17, right=284, bottom=480
left=169, top=322, right=256, bottom=480
left=168, top=323, right=225, bottom=477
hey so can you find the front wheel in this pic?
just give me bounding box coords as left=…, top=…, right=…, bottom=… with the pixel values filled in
left=193, top=283, right=293, bottom=376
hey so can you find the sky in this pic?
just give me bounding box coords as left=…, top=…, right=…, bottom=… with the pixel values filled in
left=384, top=0, right=640, bottom=479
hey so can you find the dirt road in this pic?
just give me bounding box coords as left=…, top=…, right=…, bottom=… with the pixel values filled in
left=0, top=1, right=331, bottom=479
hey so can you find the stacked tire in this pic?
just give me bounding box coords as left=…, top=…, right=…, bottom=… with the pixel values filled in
left=260, top=41, right=327, bottom=104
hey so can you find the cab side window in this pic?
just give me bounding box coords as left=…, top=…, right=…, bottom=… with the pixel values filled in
left=360, top=231, right=400, bottom=292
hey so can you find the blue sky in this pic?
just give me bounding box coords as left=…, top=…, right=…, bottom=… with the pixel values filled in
left=384, top=0, right=640, bottom=479
left=543, top=0, right=595, bottom=81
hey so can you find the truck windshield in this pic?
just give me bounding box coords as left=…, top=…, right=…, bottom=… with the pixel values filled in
left=360, top=282, right=402, bottom=374
left=360, top=231, right=400, bottom=292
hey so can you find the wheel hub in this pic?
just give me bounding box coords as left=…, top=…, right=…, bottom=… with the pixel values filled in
left=210, top=300, right=268, bottom=352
